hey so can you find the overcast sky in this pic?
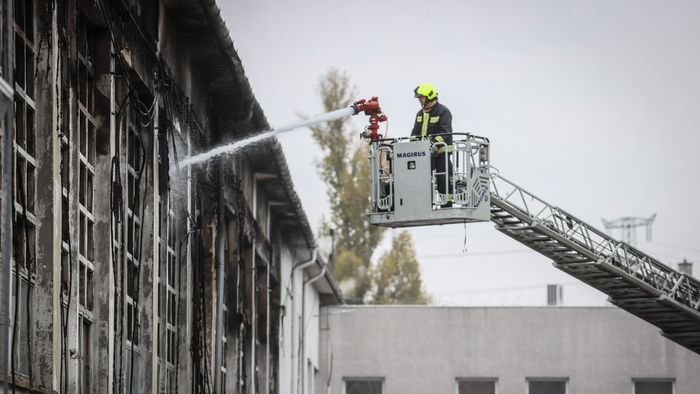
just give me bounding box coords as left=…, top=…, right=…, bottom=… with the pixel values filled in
left=220, top=0, right=700, bottom=306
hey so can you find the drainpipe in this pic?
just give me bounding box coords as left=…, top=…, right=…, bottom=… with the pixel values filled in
left=290, top=248, right=316, bottom=394
left=300, top=261, right=327, bottom=394
left=0, top=0, right=15, bottom=392
left=150, top=97, right=160, bottom=394
left=214, top=172, right=226, bottom=393
left=107, top=42, right=116, bottom=394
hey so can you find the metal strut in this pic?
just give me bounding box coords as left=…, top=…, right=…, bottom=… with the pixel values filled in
left=490, top=173, right=700, bottom=355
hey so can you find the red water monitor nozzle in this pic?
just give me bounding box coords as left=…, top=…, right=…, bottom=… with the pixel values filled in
left=351, top=96, right=388, bottom=140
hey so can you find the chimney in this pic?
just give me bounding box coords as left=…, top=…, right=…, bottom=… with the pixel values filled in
left=678, top=259, right=693, bottom=276
left=547, top=284, right=563, bottom=306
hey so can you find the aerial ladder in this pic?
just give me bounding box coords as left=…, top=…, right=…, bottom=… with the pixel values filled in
left=352, top=98, right=700, bottom=356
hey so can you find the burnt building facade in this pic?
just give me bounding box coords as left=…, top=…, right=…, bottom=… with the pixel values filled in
left=0, top=1, right=340, bottom=393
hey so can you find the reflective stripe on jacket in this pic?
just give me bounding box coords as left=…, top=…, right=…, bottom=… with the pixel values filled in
left=410, top=102, right=453, bottom=153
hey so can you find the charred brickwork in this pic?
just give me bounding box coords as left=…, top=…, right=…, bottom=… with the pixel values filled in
left=0, top=1, right=340, bottom=393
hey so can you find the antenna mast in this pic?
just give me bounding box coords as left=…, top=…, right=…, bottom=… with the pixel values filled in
left=602, top=214, right=657, bottom=246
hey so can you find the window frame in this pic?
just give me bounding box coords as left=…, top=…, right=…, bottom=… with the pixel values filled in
left=632, top=378, right=675, bottom=394
left=11, top=0, right=37, bottom=383
left=74, top=13, right=98, bottom=393
left=526, top=377, right=569, bottom=394
left=456, top=377, right=498, bottom=394
left=343, top=377, right=385, bottom=394
left=155, top=130, right=180, bottom=393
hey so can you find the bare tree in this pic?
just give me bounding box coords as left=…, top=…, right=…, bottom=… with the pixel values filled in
left=311, top=68, right=429, bottom=305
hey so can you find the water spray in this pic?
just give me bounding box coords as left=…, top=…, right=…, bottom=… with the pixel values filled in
left=179, top=97, right=388, bottom=167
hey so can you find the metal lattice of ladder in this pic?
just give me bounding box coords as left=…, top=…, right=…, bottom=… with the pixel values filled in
left=490, top=173, right=700, bottom=355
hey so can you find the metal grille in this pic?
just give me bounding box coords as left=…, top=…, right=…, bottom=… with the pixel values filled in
left=458, top=379, right=496, bottom=394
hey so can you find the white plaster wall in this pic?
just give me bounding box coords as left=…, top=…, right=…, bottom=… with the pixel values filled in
left=303, top=279, right=322, bottom=393
left=320, top=306, right=700, bottom=394
left=278, top=244, right=295, bottom=394
left=278, top=243, right=325, bottom=394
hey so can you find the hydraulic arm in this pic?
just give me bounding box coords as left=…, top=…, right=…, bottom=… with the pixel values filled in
left=490, top=173, right=700, bottom=355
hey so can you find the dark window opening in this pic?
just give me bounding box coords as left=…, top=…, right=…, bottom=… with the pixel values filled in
left=458, top=379, right=496, bottom=394
left=529, top=380, right=566, bottom=394
left=345, top=379, right=383, bottom=394
left=634, top=380, right=673, bottom=394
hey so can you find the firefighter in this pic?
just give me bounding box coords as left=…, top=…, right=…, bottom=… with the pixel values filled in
left=411, top=83, right=454, bottom=206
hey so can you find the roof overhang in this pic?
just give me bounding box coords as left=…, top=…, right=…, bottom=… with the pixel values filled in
left=163, top=0, right=343, bottom=303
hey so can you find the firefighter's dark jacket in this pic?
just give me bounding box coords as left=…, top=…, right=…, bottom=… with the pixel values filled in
left=410, top=102, right=453, bottom=146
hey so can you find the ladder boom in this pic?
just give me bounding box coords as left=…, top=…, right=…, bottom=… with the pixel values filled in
left=490, top=173, right=700, bottom=354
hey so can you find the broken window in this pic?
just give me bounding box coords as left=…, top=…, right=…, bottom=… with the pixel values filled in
left=74, top=15, right=97, bottom=394
left=157, top=193, right=179, bottom=393
left=126, top=300, right=137, bottom=345
left=75, top=12, right=96, bottom=324
left=124, top=113, right=143, bottom=346
left=120, top=103, right=151, bottom=386
left=11, top=0, right=36, bottom=382
left=14, top=0, right=34, bottom=97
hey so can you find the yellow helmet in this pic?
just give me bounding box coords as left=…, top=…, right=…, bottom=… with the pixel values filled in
left=414, top=83, right=438, bottom=100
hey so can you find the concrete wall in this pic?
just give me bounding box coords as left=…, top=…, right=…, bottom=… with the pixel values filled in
left=319, top=306, right=700, bottom=394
